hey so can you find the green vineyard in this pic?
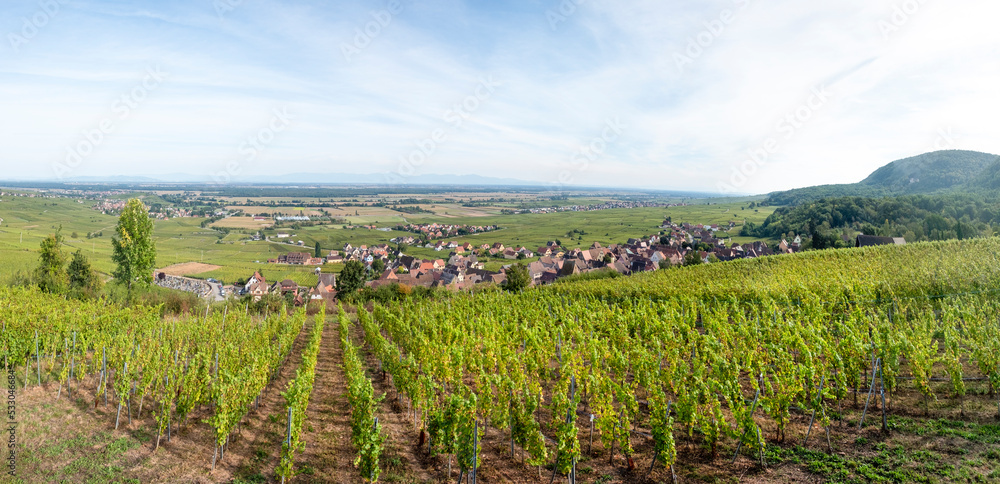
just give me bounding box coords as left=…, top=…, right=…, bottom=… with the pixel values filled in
left=4, top=238, right=1000, bottom=482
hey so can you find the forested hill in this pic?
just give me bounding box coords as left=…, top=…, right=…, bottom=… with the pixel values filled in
left=743, top=193, right=998, bottom=247
left=766, top=150, right=1000, bottom=205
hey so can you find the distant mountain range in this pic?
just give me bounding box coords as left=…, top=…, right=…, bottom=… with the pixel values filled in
left=767, top=150, right=1000, bottom=205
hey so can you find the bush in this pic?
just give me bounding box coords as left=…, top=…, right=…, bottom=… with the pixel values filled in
left=104, top=282, right=204, bottom=316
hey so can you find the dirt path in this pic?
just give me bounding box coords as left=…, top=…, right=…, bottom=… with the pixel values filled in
left=295, top=316, right=357, bottom=483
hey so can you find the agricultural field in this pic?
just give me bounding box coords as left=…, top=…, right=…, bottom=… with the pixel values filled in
left=4, top=237, right=1000, bottom=483
left=0, top=189, right=773, bottom=289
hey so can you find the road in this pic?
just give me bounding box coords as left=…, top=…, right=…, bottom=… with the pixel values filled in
left=206, top=280, right=226, bottom=301
left=264, top=235, right=308, bottom=247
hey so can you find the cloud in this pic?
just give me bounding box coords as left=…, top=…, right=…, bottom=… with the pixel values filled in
left=1, top=0, right=998, bottom=193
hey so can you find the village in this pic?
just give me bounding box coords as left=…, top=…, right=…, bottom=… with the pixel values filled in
left=238, top=218, right=813, bottom=304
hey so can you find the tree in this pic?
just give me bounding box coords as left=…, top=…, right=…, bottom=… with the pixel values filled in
left=502, top=263, right=531, bottom=292
left=35, top=231, right=67, bottom=293
left=68, top=249, right=100, bottom=293
left=337, top=260, right=366, bottom=298
left=684, top=251, right=703, bottom=266
left=314, top=241, right=322, bottom=258
left=371, top=258, right=385, bottom=276
left=111, top=198, right=156, bottom=292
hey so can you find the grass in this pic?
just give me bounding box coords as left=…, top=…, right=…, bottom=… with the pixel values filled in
left=10, top=403, right=143, bottom=484
left=761, top=414, right=1000, bottom=484
left=767, top=444, right=930, bottom=483
left=890, top=416, right=1000, bottom=444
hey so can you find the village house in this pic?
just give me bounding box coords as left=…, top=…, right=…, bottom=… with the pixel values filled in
left=276, top=252, right=310, bottom=265
left=244, top=271, right=269, bottom=302
left=312, top=273, right=336, bottom=300
left=856, top=235, right=906, bottom=247
left=271, top=279, right=300, bottom=295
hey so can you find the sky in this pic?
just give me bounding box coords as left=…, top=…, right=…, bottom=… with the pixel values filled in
left=1, top=0, right=998, bottom=194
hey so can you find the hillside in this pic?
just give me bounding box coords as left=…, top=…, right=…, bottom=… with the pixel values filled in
left=767, top=150, right=1000, bottom=205
left=545, top=236, right=1000, bottom=302
left=744, top=193, right=995, bottom=244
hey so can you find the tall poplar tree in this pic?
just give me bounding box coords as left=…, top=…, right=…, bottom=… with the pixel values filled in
left=111, top=198, right=156, bottom=292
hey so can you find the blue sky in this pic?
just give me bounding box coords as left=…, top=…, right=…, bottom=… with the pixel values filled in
left=1, top=0, right=998, bottom=193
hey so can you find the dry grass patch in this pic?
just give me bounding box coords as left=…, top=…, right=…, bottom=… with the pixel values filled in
left=157, top=262, right=222, bottom=276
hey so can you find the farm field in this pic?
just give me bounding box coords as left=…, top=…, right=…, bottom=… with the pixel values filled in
left=4, top=238, right=1000, bottom=483
left=1, top=190, right=773, bottom=289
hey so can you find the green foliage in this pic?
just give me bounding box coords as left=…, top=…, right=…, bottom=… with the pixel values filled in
left=277, top=307, right=325, bottom=481
left=861, top=150, right=998, bottom=193
left=502, top=263, right=531, bottom=292
left=553, top=267, right=621, bottom=285
left=767, top=150, right=1000, bottom=205
left=510, top=388, right=547, bottom=466
left=752, top=194, right=1000, bottom=244
left=552, top=373, right=580, bottom=475
left=35, top=231, right=67, bottom=293
left=648, top=388, right=677, bottom=469
left=341, top=309, right=385, bottom=482
left=111, top=198, right=156, bottom=291
left=68, top=249, right=101, bottom=295
left=371, top=258, right=385, bottom=276
left=337, top=260, right=366, bottom=297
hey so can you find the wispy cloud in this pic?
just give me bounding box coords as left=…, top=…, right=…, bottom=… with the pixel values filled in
left=1, top=0, right=998, bottom=193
